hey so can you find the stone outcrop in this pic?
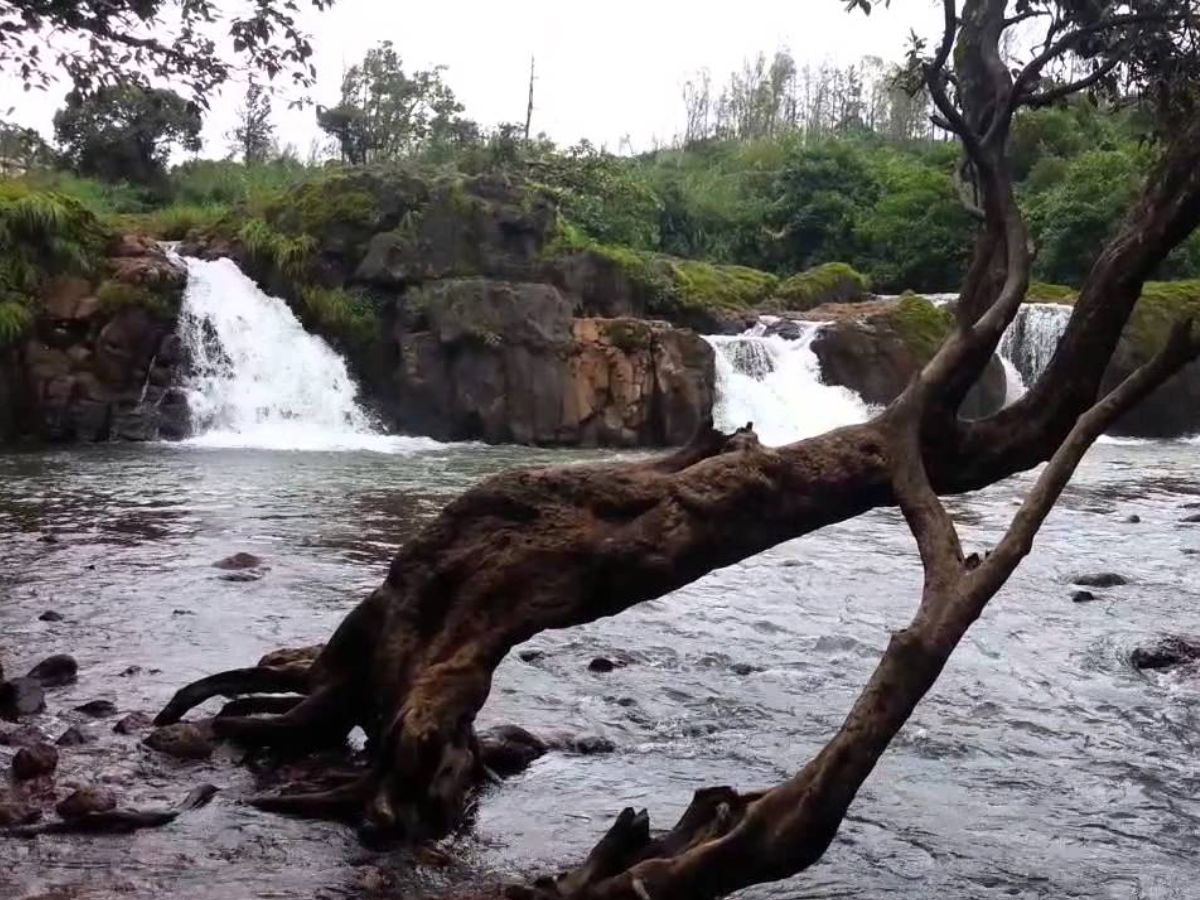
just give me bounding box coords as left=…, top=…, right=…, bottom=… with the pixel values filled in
left=391, top=278, right=713, bottom=446
left=5, top=236, right=189, bottom=443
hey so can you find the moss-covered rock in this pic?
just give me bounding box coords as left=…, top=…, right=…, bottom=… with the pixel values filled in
left=880, top=292, right=954, bottom=364
left=773, top=263, right=870, bottom=312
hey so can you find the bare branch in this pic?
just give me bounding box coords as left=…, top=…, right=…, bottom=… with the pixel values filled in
left=1023, top=57, right=1122, bottom=108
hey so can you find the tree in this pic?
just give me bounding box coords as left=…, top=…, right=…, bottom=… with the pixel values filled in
left=0, top=0, right=331, bottom=102
left=53, top=83, right=202, bottom=184
left=316, top=41, right=467, bottom=164
left=157, top=3, right=1200, bottom=898
left=228, top=79, right=276, bottom=165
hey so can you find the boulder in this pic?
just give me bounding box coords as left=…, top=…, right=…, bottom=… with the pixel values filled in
left=1131, top=637, right=1200, bottom=670
left=56, top=786, right=118, bottom=819
left=57, top=725, right=97, bottom=746
left=391, top=280, right=714, bottom=446
left=38, top=610, right=64, bottom=622
left=144, top=723, right=215, bottom=760
left=0, top=790, right=40, bottom=826
left=12, top=742, right=58, bottom=780
left=28, top=653, right=78, bottom=687
left=74, top=699, right=118, bottom=718
left=213, top=552, right=264, bottom=571
left=478, top=725, right=548, bottom=777
left=1071, top=590, right=1098, bottom=604
left=113, top=711, right=154, bottom=735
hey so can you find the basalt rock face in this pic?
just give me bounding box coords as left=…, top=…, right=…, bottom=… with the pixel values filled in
left=4, top=236, right=189, bottom=444
left=391, top=278, right=714, bottom=446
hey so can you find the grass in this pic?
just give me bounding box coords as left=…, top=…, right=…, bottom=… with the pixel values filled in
left=299, top=285, right=378, bottom=347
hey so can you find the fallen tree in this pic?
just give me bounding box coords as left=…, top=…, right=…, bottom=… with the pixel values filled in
left=157, top=1, right=1200, bottom=897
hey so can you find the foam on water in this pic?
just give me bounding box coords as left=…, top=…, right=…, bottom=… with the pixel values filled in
left=176, top=256, right=440, bottom=454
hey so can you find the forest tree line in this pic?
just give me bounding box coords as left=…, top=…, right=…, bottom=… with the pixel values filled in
left=2, top=41, right=1195, bottom=294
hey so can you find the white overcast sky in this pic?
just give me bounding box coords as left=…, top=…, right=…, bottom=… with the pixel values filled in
left=2, top=0, right=946, bottom=158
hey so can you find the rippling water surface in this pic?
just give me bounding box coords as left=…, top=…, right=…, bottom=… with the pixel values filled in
left=2, top=441, right=1200, bottom=899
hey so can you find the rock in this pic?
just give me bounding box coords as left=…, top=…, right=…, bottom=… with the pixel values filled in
left=1131, top=637, right=1200, bottom=670
left=0, top=790, right=40, bottom=827
left=0, top=677, right=46, bottom=720
left=1181, top=513, right=1200, bottom=523
left=1071, top=590, right=1098, bottom=603
left=730, top=662, right=760, bottom=675
left=571, top=735, right=616, bottom=755
left=56, top=786, right=119, bottom=820
left=213, top=551, right=264, bottom=570
left=391, top=280, right=714, bottom=447
left=75, top=699, right=118, bottom=718
left=120, top=666, right=142, bottom=677
left=27, top=653, right=79, bottom=687
left=113, top=711, right=153, bottom=735
left=517, top=649, right=544, bottom=663
left=1125, top=514, right=1142, bottom=524
left=478, top=725, right=548, bottom=777
left=219, top=571, right=263, bottom=583
left=57, top=725, right=96, bottom=746
left=588, top=656, right=622, bottom=673
left=12, top=742, right=59, bottom=780
left=144, top=723, right=214, bottom=760
left=1073, top=573, right=1129, bottom=588
left=0, top=725, right=47, bottom=747
left=38, top=610, right=64, bottom=622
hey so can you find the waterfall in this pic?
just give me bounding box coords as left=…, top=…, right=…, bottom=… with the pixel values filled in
left=176, top=256, right=440, bottom=453
left=706, top=321, right=871, bottom=447
left=998, top=303, right=1072, bottom=387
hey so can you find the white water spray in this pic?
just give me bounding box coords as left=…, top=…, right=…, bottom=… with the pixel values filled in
left=706, top=321, right=872, bottom=446
left=176, top=256, right=440, bottom=453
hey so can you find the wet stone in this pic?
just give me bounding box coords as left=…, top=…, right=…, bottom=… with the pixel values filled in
left=0, top=678, right=46, bottom=721
left=1071, top=590, right=1098, bottom=604
left=1131, top=637, right=1200, bottom=671
left=1181, top=513, right=1200, bottom=523
left=144, top=723, right=214, bottom=760
left=1125, top=514, right=1142, bottom=524
left=478, top=725, right=548, bottom=777
left=57, top=725, right=97, bottom=747
left=75, top=699, right=118, bottom=718
left=0, top=790, right=40, bottom=827
left=730, top=662, right=760, bottom=675
left=517, top=649, right=544, bottom=663
left=38, top=610, right=64, bottom=622
left=27, top=653, right=79, bottom=687
left=0, top=725, right=48, bottom=747
left=588, top=656, right=624, bottom=673
left=120, top=666, right=142, bottom=677
left=571, top=735, right=616, bottom=755
left=213, top=552, right=264, bottom=571
left=113, top=711, right=153, bottom=735
left=13, top=742, right=59, bottom=780
left=220, top=570, right=262, bottom=583
left=1072, top=573, right=1128, bottom=588
left=56, top=786, right=118, bottom=820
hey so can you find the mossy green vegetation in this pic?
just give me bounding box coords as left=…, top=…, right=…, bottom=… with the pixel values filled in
left=0, top=180, right=110, bottom=344
left=96, top=279, right=176, bottom=318
left=883, top=292, right=954, bottom=363
left=775, top=262, right=870, bottom=311
left=604, top=319, right=654, bottom=353
left=1026, top=281, right=1078, bottom=303
left=1124, top=280, right=1200, bottom=359
left=299, top=285, right=379, bottom=347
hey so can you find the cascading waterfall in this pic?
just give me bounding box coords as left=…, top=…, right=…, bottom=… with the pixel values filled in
left=176, top=256, right=440, bottom=453
left=998, top=302, right=1072, bottom=389
left=706, top=321, right=871, bottom=447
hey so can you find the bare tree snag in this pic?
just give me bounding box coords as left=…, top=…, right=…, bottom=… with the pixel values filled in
left=157, top=3, right=1200, bottom=896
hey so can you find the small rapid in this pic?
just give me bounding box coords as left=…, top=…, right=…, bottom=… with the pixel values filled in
left=705, top=321, right=872, bottom=446
left=176, top=257, right=439, bottom=453
left=999, top=302, right=1073, bottom=387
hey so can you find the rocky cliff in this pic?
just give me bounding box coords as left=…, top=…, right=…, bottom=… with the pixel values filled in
left=3, top=235, right=189, bottom=443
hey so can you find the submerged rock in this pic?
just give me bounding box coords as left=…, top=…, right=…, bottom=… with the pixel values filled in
left=144, top=723, right=214, bottom=760
left=588, top=656, right=623, bottom=673
left=1125, top=514, right=1142, bottom=524
left=517, top=649, right=544, bottom=663
left=38, top=610, right=64, bottom=622
left=0, top=677, right=46, bottom=721
left=1, top=725, right=47, bottom=747
left=1072, top=573, right=1129, bottom=588
left=478, top=724, right=548, bottom=777
left=56, top=725, right=97, bottom=747
left=1071, top=590, right=1098, bottom=604
left=213, top=552, right=264, bottom=571
left=1131, top=637, right=1200, bottom=671
left=0, top=790, right=40, bottom=827
left=114, top=711, right=154, bottom=735
left=74, top=699, right=118, bottom=718
left=571, top=735, right=616, bottom=755
left=56, top=787, right=118, bottom=820
left=12, top=742, right=59, bottom=780
left=27, top=653, right=79, bottom=687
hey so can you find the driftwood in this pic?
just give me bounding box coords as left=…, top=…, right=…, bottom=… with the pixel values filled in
left=3, top=784, right=218, bottom=837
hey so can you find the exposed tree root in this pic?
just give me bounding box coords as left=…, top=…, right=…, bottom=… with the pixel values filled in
left=2, top=785, right=218, bottom=838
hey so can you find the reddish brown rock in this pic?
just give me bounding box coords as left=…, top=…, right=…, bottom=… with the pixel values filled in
left=12, top=742, right=59, bottom=780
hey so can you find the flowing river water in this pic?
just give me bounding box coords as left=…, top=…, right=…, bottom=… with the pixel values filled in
left=1, top=261, right=1198, bottom=899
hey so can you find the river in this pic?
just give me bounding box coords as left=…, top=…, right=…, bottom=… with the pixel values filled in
left=1, top=259, right=1198, bottom=899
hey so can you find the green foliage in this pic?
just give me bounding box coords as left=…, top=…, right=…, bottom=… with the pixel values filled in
left=605, top=319, right=654, bottom=353
left=1026, top=282, right=1078, bottom=302
left=299, top=285, right=379, bottom=346
left=883, top=292, right=954, bottom=363
left=237, top=218, right=317, bottom=279
left=96, top=279, right=175, bottom=318
left=0, top=181, right=109, bottom=343
left=775, top=262, right=869, bottom=311
left=169, top=158, right=311, bottom=209
left=54, top=83, right=203, bottom=186
left=119, top=203, right=230, bottom=240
